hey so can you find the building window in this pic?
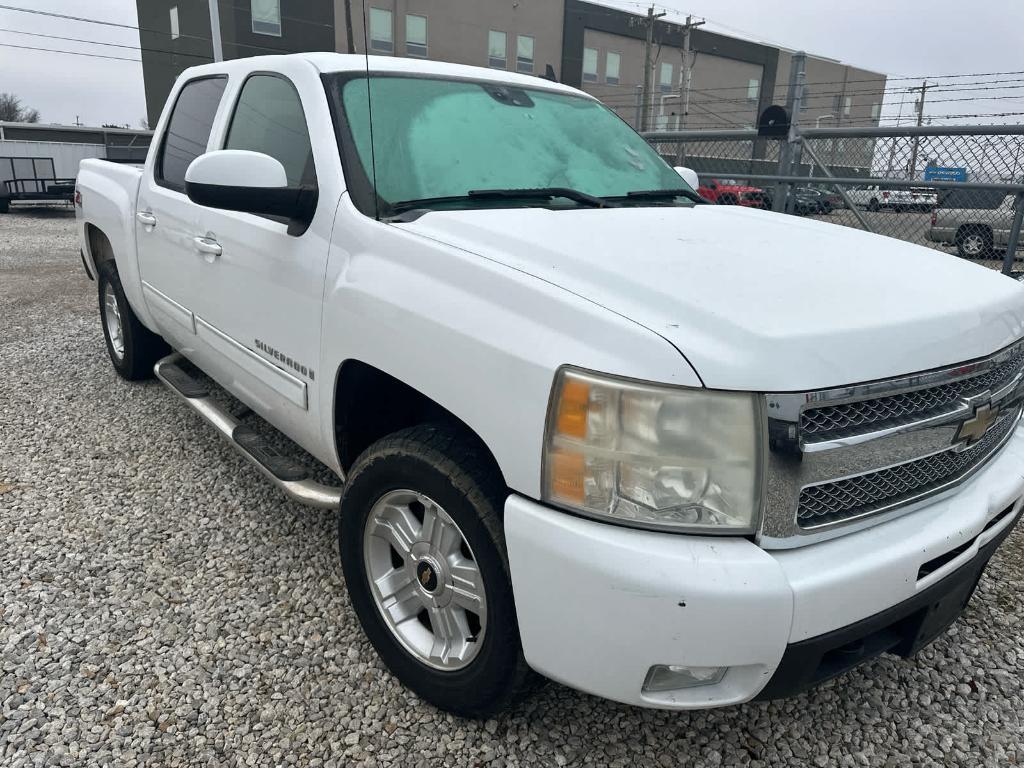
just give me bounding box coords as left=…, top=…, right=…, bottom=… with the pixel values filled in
left=251, top=0, right=281, bottom=36
left=582, top=47, right=598, bottom=83
left=169, top=6, right=179, bottom=40
left=516, top=35, right=534, bottom=74
left=368, top=8, right=393, bottom=53
left=747, top=78, right=760, bottom=101
left=870, top=102, right=881, bottom=120
left=406, top=14, right=427, bottom=58
left=659, top=62, right=673, bottom=93
left=488, top=30, right=507, bottom=69
left=844, top=96, right=852, bottom=116
left=605, top=51, right=620, bottom=85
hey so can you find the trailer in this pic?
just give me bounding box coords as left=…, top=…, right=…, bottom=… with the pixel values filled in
left=0, top=156, right=76, bottom=212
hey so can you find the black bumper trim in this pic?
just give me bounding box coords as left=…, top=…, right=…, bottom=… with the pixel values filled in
left=757, top=504, right=1021, bottom=701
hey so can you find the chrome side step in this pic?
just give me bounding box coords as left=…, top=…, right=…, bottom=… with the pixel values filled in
left=154, top=353, right=343, bottom=509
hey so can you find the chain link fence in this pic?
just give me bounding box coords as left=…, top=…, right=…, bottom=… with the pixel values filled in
left=643, top=125, right=1024, bottom=277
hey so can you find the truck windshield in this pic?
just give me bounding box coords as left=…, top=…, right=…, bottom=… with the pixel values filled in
left=326, top=74, right=694, bottom=217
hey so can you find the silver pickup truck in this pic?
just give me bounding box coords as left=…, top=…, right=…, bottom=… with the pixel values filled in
left=927, top=192, right=1020, bottom=259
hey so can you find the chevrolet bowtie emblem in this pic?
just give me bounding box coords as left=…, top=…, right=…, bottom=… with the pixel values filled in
left=954, top=402, right=999, bottom=448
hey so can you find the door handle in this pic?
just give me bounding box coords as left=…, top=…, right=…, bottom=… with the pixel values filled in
left=192, top=236, right=222, bottom=259
left=136, top=211, right=157, bottom=227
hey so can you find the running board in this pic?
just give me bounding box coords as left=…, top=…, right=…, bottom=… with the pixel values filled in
left=154, top=353, right=343, bottom=509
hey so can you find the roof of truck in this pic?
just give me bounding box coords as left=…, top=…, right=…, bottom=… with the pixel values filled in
left=180, top=53, right=587, bottom=99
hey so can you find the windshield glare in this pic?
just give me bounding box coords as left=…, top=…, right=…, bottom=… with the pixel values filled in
left=331, top=74, right=692, bottom=212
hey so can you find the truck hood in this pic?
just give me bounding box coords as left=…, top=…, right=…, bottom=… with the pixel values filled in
left=402, top=205, right=1024, bottom=391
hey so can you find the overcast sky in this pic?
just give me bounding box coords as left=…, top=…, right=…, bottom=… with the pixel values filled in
left=1, top=1, right=1023, bottom=127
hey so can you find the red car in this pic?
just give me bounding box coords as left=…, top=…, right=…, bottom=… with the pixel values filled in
left=698, top=178, right=770, bottom=209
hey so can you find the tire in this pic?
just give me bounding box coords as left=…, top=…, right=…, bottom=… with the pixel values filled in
left=338, top=423, right=534, bottom=718
left=867, top=198, right=880, bottom=212
left=97, top=263, right=170, bottom=380
left=0, top=197, right=9, bottom=214
left=956, top=226, right=993, bottom=260
left=717, top=194, right=738, bottom=205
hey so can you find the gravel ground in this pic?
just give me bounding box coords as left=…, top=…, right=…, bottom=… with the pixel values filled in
left=2, top=208, right=1024, bottom=768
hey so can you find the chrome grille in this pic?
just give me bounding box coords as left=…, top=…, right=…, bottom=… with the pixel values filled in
left=800, top=344, right=1024, bottom=438
left=797, top=409, right=1019, bottom=528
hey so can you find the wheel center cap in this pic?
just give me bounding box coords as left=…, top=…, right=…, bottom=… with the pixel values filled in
left=416, top=560, right=439, bottom=593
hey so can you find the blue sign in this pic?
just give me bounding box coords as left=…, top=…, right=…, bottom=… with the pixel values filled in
left=924, top=166, right=967, bottom=182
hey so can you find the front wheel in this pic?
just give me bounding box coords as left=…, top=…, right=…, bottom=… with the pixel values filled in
left=97, top=264, right=169, bottom=380
left=867, top=198, right=880, bottom=212
left=338, top=424, right=533, bottom=717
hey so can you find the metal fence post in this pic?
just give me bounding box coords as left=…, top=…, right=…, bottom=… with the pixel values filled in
left=1001, top=192, right=1024, bottom=276
left=773, top=52, right=805, bottom=214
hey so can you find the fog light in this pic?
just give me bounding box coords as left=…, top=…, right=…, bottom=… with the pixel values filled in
left=642, top=664, right=728, bottom=693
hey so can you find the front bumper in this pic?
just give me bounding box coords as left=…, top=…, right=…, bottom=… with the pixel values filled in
left=505, top=423, right=1024, bottom=709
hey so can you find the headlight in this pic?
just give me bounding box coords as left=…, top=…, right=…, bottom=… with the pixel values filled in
left=542, top=368, right=762, bottom=533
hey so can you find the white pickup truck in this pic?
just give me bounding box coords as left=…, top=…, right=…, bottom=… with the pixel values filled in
left=76, top=54, right=1024, bottom=717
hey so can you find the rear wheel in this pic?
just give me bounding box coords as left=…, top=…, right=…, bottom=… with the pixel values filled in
left=867, top=198, right=880, bottom=212
left=338, top=424, right=533, bottom=717
left=97, top=263, right=169, bottom=380
left=957, top=226, right=993, bottom=259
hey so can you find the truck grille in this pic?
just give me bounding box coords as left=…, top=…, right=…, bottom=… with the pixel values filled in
left=797, top=408, right=1019, bottom=528
left=800, top=344, right=1024, bottom=439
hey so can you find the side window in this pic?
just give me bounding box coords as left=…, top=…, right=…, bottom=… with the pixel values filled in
left=224, top=75, right=315, bottom=187
left=157, top=76, right=228, bottom=190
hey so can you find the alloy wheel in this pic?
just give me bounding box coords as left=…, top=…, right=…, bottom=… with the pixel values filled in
left=362, top=489, right=486, bottom=671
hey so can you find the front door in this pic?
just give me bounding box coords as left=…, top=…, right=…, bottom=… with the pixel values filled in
left=186, top=68, right=335, bottom=455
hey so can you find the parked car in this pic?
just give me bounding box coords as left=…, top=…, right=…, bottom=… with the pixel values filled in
left=846, top=185, right=937, bottom=212
left=698, top=177, right=770, bottom=208
left=76, top=54, right=1024, bottom=717
left=927, top=189, right=1021, bottom=259
left=794, top=187, right=833, bottom=214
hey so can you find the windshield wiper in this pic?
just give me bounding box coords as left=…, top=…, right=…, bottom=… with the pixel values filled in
left=468, top=187, right=612, bottom=208
left=386, top=187, right=612, bottom=219
left=615, top=188, right=707, bottom=205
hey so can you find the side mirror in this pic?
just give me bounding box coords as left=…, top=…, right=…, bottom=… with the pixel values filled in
left=184, top=150, right=317, bottom=234
left=673, top=166, right=700, bottom=190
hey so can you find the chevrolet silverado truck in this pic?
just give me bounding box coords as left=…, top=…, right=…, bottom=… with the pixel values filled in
left=75, top=54, right=1024, bottom=717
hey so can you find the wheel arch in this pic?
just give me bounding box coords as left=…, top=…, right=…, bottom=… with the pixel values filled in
left=333, top=359, right=507, bottom=490
left=956, top=222, right=993, bottom=240
left=85, top=223, right=116, bottom=275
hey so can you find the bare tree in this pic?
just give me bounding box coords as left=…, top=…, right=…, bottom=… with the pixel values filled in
left=0, top=93, right=41, bottom=123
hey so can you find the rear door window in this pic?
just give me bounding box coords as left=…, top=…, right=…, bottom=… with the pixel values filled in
left=224, top=74, right=315, bottom=187
left=157, top=76, right=228, bottom=191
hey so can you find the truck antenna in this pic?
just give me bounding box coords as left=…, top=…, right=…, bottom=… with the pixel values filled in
left=360, top=1, right=380, bottom=221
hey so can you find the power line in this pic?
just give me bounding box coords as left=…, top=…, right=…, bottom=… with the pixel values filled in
left=0, top=26, right=213, bottom=61
left=0, top=41, right=140, bottom=62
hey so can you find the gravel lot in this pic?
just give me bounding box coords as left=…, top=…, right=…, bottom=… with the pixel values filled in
left=2, top=208, right=1024, bottom=767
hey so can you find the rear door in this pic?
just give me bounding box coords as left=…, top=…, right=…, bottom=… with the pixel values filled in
left=135, top=75, right=228, bottom=351
left=186, top=62, right=340, bottom=453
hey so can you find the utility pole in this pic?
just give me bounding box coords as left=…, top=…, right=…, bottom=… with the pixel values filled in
left=679, top=14, right=705, bottom=130
left=907, top=80, right=930, bottom=180
left=207, top=0, right=223, bottom=62
left=640, top=5, right=666, bottom=132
